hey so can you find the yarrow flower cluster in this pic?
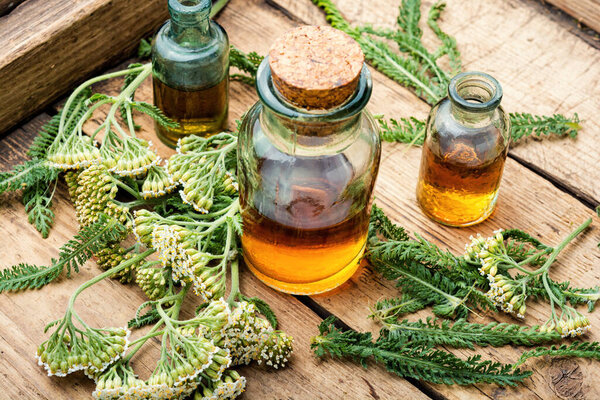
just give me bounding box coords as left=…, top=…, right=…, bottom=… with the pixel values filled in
left=68, top=164, right=130, bottom=228
left=96, top=243, right=140, bottom=283
left=103, top=137, right=160, bottom=178
left=92, top=361, right=147, bottom=400
left=195, top=370, right=246, bottom=400
left=213, top=301, right=293, bottom=369
left=149, top=224, right=225, bottom=301
left=47, top=134, right=101, bottom=170
left=486, top=275, right=527, bottom=319
left=136, top=264, right=168, bottom=300
left=464, top=229, right=505, bottom=277
left=168, top=133, right=238, bottom=214
left=141, top=165, right=177, bottom=199
left=36, top=326, right=130, bottom=377
left=464, top=230, right=529, bottom=317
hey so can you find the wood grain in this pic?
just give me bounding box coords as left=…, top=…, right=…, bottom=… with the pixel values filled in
left=0, top=1, right=429, bottom=398
left=0, top=0, right=168, bottom=135
left=1, top=0, right=600, bottom=398
left=544, top=0, right=600, bottom=33
left=272, top=0, right=600, bottom=206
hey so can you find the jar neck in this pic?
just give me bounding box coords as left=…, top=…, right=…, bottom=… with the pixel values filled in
left=448, top=72, right=503, bottom=127
left=256, top=57, right=372, bottom=155
left=168, top=0, right=211, bottom=46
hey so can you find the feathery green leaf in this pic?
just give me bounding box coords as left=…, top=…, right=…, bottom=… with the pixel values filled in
left=370, top=295, right=429, bottom=322
left=229, top=46, right=264, bottom=85
left=377, top=116, right=426, bottom=145
left=240, top=294, right=278, bottom=329
left=128, top=305, right=160, bottom=329
left=516, top=341, right=600, bottom=368
left=509, top=112, right=581, bottom=142
left=130, top=101, right=179, bottom=128
left=22, top=180, right=57, bottom=238
left=312, top=317, right=532, bottom=386
left=0, top=216, right=127, bottom=293
left=380, top=317, right=561, bottom=349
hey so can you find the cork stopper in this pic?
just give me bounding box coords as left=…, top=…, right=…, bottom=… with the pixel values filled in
left=268, top=25, right=364, bottom=110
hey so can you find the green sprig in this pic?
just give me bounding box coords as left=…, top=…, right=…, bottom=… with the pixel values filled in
left=509, top=112, right=581, bottom=142
left=312, top=316, right=532, bottom=386
left=379, top=317, right=561, bottom=349
left=0, top=216, right=127, bottom=292
left=515, top=341, right=600, bottom=368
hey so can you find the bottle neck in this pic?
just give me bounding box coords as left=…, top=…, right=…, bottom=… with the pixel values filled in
left=168, top=0, right=211, bottom=46
left=256, top=58, right=372, bottom=156
left=448, top=72, right=502, bottom=127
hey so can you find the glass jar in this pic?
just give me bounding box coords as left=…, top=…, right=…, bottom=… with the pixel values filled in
left=152, top=0, right=229, bottom=148
left=237, top=26, right=381, bottom=295
left=416, top=72, right=510, bottom=227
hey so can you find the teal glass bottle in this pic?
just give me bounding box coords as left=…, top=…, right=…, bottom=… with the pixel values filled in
left=152, top=0, right=229, bottom=148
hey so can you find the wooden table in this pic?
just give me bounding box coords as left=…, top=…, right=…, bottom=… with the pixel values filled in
left=1, top=0, right=600, bottom=399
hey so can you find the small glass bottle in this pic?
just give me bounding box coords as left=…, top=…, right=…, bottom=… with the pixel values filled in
left=152, top=0, right=229, bottom=148
left=237, top=26, right=381, bottom=295
left=416, top=72, right=510, bottom=227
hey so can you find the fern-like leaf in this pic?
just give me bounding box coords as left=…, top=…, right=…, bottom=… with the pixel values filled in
left=516, top=341, right=600, bottom=368
left=128, top=306, right=160, bottom=329
left=229, top=46, right=264, bottom=85
left=509, top=112, right=581, bottom=142
left=377, top=116, right=426, bottom=145
left=368, top=204, right=410, bottom=241
left=130, top=101, right=179, bottom=128
left=239, top=294, right=278, bottom=329
left=0, top=216, right=127, bottom=293
left=397, top=0, right=422, bottom=39
left=370, top=295, right=429, bottom=323
left=0, top=263, right=62, bottom=292
left=312, top=317, right=532, bottom=386
left=138, top=38, right=152, bottom=59
left=380, top=318, right=561, bottom=350
left=427, top=1, right=462, bottom=76
left=22, top=181, right=56, bottom=238
left=0, top=160, right=57, bottom=196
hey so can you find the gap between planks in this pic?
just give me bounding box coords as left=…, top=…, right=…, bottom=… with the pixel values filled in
left=262, top=0, right=599, bottom=214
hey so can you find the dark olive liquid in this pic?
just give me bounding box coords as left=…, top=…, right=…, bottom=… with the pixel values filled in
left=152, top=76, right=228, bottom=147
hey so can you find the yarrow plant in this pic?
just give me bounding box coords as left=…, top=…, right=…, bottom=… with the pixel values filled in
left=0, top=18, right=293, bottom=397
left=312, top=205, right=600, bottom=386
left=464, top=222, right=594, bottom=337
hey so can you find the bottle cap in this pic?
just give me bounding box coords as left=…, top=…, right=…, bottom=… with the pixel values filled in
left=268, top=25, right=364, bottom=110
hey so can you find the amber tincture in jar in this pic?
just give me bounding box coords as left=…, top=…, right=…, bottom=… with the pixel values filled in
left=237, top=26, right=381, bottom=295
left=417, top=72, right=510, bottom=227
left=152, top=0, right=229, bottom=148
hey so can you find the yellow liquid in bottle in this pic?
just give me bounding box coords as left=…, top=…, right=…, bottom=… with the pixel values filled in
left=152, top=77, right=228, bottom=147
left=417, top=142, right=506, bottom=227
left=241, top=152, right=369, bottom=295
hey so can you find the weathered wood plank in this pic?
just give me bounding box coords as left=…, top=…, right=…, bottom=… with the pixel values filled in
left=0, top=183, right=426, bottom=399
left=272, top=0, right=600, bottom=206
left=312, top=145, right=600, bottom=400
left=264, top=0, right=600, bottom=398
left=0, top=0, right=169, bottom=135
left=544, top=0, right=600, bottom=33
left=0, top=1, right=430, bottom=398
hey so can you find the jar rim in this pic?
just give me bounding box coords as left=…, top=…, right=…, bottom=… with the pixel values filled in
left=448, top=71, right=503, bottom=112
left=168, top=0, right=211, bottom=18
left=256, top=56, right=373, bottom=122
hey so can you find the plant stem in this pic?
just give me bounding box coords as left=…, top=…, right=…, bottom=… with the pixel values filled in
left=59, top=65, right=148, bottom=139
left=227, top=258, right=240, bottom=306
left=67, top=249, right=154, bottom=313
left=536, top=218, right=592, bottom=275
